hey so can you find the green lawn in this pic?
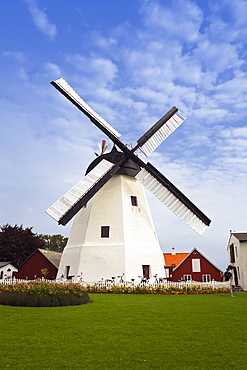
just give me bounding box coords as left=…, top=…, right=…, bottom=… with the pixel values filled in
left=1, top=292, right=247, bottom=369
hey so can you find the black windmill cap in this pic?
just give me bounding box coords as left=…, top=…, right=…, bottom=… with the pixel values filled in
left=85, top=146, right=141, bottom=177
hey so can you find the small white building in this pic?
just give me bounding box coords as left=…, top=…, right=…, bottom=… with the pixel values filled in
left=227, top=232, right=247, bottom=291
left=0, top=262, right=18, bottom=280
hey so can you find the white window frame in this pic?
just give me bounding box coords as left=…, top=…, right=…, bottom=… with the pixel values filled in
left=202, top=274, right=211, bottom=283
left=183, top=274, right=192, bottom=281
left=192, top=258, right=201, bottom=272
left=164, top=268, right=169, bottom=278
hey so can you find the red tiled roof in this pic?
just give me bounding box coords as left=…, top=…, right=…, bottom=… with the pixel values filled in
left=163, top=253, right=189, bottom=268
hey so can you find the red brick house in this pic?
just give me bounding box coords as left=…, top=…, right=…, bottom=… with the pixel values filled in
left=14, top=249, right=61, bottom=280
left=164, top=247, right=222, bottom=282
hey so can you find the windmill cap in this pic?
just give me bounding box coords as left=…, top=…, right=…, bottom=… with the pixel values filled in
left=85, top=146, right=141, bottom=177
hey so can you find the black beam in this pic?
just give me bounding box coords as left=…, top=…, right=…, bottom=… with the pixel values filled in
left=137, top=106, right=178, bottom=147
left=145, top=162, right=211, bottom=226
left=51, top=81, right=128, bottom=154
left=58, top=159, right=126, bottom=226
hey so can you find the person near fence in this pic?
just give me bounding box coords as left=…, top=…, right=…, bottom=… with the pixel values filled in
left=223, top=268, right=234, bottom=297
left=223, top=268, right=232, bottom=282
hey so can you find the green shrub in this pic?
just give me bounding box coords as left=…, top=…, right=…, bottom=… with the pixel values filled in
left=0, top=284, right=89, bottom=307
left=0, top=290, right=90, bottom=307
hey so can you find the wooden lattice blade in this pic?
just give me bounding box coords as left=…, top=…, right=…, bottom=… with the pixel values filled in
left=137, top=107, right=187, bottom=157
left=51, top=78, right=121, bottom=140
left=135, top=164, right=211, bottom=235
left=46, top=159, right=119, bottom=226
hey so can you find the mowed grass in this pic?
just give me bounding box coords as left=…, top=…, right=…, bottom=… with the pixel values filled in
left=1, top=292, right=247, bottom=369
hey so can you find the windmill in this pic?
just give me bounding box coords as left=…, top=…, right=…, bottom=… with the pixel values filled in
left=46, top=78, right=211, bottom=282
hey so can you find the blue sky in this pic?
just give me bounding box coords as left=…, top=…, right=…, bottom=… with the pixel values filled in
left=1, top=0, right=247, bottom=270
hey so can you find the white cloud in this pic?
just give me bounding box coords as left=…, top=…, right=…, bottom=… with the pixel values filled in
left=65, top=54, right=118, bottom=88
left=2, top=51, right=27, bottom=63
left=90, top=31, right=118, bottom=49
left=24, top=0, right=57, bottom=40
left=140, top=0, right=203, bottom=43
left=192, top=40, right=243, bottom=73
left=18, top=67, right=28, bottom=80
left=45, top=62, right=62, bottom=77
left=206, top=0, right=247, bottom=43
left=231, top=127, right=247, bottom=137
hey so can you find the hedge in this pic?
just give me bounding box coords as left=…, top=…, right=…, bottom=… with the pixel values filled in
left=0, top=291, right=90, bottom=307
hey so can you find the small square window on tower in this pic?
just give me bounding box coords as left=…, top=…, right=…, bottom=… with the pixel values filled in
left=142, top=265, right=150, bottom=279
left=101, top=226, right=110, bottom=238
left=131, top=196, right=138, bottom=206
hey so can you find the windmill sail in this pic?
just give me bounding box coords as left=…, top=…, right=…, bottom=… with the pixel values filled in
left=51, top=78, right=121, bottom=139
left=49, top=78, right=211, bottom=235
left=46, top=159, right=119, bottom=226
left=135, top=164, right=210, bottom=235
left=137, top=107, right=187, bottom=157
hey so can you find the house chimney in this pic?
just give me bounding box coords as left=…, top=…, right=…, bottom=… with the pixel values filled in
left=171, top=247, right=176, bottom=255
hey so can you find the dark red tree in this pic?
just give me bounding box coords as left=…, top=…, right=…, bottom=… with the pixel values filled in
left=0, top=224, right=45, bottom=267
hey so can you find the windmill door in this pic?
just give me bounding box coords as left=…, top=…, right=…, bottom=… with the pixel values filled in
left=142, top=265, right=150, bottom=279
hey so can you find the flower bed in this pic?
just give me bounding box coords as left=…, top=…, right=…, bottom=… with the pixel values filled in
left=0, top=281, right=89, bottom=307
left=0, top=281, right=230, bottom=306
left=85, top=284, right=230, bottom=295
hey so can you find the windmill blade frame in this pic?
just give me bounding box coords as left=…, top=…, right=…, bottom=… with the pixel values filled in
left=51, top=78, right=127, bottom=150
left=136, top=107, right=187, bottom=157
left=135, top=163, right=211, bottom=235
left=46, top=159, right=125, bottom=226
left=49, top=77, right=211, bottom=235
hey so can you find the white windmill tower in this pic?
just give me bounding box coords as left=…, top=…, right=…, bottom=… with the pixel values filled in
left=46, top=78, right=211, bottom=283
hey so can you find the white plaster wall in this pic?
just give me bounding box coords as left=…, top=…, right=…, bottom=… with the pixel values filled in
left=121, top=175, right=165, bottom=279
left=0, top=263, right=18, bottom=279
left=228, top=234, right=247, bottom=291
left=240, top=241, right=247, bottom=291
left=57, top=174, right=165, bottom=282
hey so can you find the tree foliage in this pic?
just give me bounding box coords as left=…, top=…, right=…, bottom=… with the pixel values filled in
left=0, top=224, right=45, bottom=267
left=38, top=234, right=68, bottom=253
left=0, top=224, right=68, bottom=268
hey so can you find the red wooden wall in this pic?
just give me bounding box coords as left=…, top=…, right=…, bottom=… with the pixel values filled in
left=172, top=250, right=222, bottom=282
left=14, top=250, right=58, bottom=280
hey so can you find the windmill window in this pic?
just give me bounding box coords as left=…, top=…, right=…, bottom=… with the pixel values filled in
left=101, top=226, right=110, bottom=238
left=131, top=196, right=138, bottom=206
left=65, top=266, right=70, bottom=279
left=142, top=265, right=150, bottom=279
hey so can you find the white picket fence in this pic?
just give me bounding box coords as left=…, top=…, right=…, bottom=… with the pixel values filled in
left=0, top=277, right=230, bottom=290
left=83, top=279, right=230, bottom=290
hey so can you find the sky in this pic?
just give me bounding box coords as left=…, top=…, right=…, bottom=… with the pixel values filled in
left=1, top=0, right=247, bottom=270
